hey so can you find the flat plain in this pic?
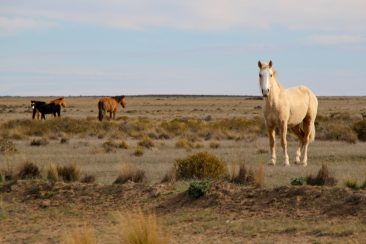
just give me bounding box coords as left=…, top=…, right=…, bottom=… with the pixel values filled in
left=1, top=95, right=366, bottom=243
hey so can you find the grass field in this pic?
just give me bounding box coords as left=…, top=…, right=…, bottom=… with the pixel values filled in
left=1, top=95, right=366, bottom=243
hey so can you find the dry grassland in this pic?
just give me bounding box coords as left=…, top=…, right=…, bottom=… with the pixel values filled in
left=1, top=95, right=366, bottom=243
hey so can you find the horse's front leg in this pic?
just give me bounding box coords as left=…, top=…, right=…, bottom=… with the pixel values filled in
left=280, top=121, right=290, bottom=166
left=267, top=125, right=276, bottom=165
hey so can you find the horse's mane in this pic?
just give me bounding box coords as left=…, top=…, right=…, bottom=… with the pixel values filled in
left=112, top=96, right=125, bottom=102
left=271, top=68, right=285, bottom=90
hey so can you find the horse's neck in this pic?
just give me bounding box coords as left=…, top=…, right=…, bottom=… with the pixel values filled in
left=265, top=78, right=285, bottom=108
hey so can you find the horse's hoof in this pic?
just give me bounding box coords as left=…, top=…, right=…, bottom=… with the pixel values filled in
left=267, top=162, right=275, bottom=166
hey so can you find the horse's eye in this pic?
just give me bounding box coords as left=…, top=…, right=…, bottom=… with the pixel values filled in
left=259, top=74, right=262, bottom=78
left=270, top=74, right=273, bottom=77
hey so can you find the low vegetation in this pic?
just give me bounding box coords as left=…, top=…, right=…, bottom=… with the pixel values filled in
left=115, top=209, right=170, bottom=244
left=0, top=139, right=17, bottom=154
left=17, top=162, right=41, bottom=180
left=306, top=164, right=337, bottom=186
left=175, top=151, right=228, bottom=180
left=57, top=164, right=81, bottom=182
left=113, top=164, right=146, bottom=184
left=187, top=181, right=211, bottom=199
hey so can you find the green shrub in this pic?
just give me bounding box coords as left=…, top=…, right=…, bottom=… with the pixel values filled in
left=306, top=164, right=337, bottom=186
left=187, top=181, right=211, bottom=199
left=175, top=151, right=227, bottom=180
left=291, top=177, right=307, bottom=186
left=353, top=120, right=366, bottom=141
left=17, top=162, right=41, bottom=179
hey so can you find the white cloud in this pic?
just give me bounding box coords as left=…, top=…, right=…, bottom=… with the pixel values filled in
left=0, top=0, right=365, bottom=32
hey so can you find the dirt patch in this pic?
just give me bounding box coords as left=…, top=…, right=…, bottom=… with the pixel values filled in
left=1, top=180, right=366, bottom=243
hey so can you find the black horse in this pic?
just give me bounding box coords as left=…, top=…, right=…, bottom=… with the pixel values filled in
left=31, top=100, right=61, bottom=120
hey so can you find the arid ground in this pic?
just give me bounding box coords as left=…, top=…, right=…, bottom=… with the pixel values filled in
left=1, top=96, right=366, bottom=243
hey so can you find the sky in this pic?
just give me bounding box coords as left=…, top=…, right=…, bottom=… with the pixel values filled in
left=1, top=0, right=366, bottom=96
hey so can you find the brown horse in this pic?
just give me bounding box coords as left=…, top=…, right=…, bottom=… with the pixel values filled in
left=49, top=97, right=66, bottom=107
left=98, top=96, right=126, bottom=121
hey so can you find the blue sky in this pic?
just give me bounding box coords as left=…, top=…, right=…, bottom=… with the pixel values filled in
left=1, top=0, right=365, bottom=96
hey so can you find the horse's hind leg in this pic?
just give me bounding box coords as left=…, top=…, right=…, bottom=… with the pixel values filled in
left=291, top=125, right=305, bottom=164
left=300, top=117, right=314, bottom=166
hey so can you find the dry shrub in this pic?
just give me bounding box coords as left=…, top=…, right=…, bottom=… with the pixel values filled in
left=102, top=140, right=118, bottom=153
left=316, top=120, right=357, bottom=143
left=17, top=162, right=41, bottom=179
left=254, top=164, right=265, bottom=188
left=119, top=140, right=129, bottom=149
left=30, top=138, right=49, bottom=146
left=344, top=177, right=359, bottom=190
left=175, top=139, right=192, bottom=149
left=62, top=226, right=96, bottom=244
left=160, top=167, right=176, bottom=184
left=60, top=137, right=69, bottom=144
left=353, top=120, right=366, bottom=141
left=306, top=164, right=337, bottom=186
left=47, top=163, right=59, bottom=182
left=138, top=136, right=154, bottom=149
left=209, top=141, right=220, bottom=149
left=115, top=209, right=169, bottom=244
left=57, top=164, right=81, bottom=182
left=229, top=163, right=254, bottom=185
left=133, top=147, right=144, bottom=157
left=113, top=164, right=146, bottom=184
left=0, top=139, right=17, bottom=154
left=81, top=174, right=96, bottom=183
left=175, top=151, right=227, bottom=180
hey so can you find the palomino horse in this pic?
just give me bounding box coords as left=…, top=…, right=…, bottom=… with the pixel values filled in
left=98, top=96, right=126, bottom=121
left=258, top=60, right=318, bottom=166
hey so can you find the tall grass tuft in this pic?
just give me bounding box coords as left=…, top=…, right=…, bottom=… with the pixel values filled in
left=17, top=162, right=41, bottom=179
left=47, top=163, right=59, bottom=182
left=62, top=226, right=97, bottom=244
left=160, top=167, right=176, bottom=184
left=254, top=164, right=265, bottom=188
left=57, top=164, right=81, bottom=182
left=175, top=151, right=227, bottom=180
left=113, top=164, right=146, bottom=184
left=306, top=164, right=337, bottom=186
left=138, top=136, right=155, bottom=149
left=115, top=209, right=170, bottom=244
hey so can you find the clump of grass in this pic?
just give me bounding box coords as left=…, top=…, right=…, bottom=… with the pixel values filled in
left=17, top=162, right=41, bottom=179
left=47, top=163, right=59, bottom=182
left=60, top=137, right=69, bottom=144
left=81, top=174, right=96, bottom=183
left=306, top=164, right=337, bottom=186
left=57, top=164, right=81, bottom=182
left=229, top=163, right=254, bottom=185
left=291, top=177, right=307, bottom=186
left=160, top=167, right=176, bottom=184
left=113, top=164, right=146, bottom=184
left=62, top=226, right=96, bottom=244
left=344, top=177, right=359, bottom=190
left=254, top=164, right=265, bottom=188
left=102, top=140, right=118, bottom=153
left=30, top=138, right=49, bottom=146
left=175, top=139, right=192, bottom=149
left=0, top=139, right=17, bottom=154
left=187, top=181, right=211, bottom=199
left=119, top=140, right=129, bottom=149
left=138, top=136, right=154, bottom=149
left=317, top=121, right=357, bottom=143
left=133, top=147, right=144, bottom=157
left=115, top=209, right=170, bottom=244
left=353, top=120, right=366, bottom=141
left=175, top=151, right=227, bottom=180
left=209, top=141, right=220, bottom=149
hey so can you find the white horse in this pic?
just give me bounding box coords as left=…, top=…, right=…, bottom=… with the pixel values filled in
left=258, top=60, right=318, bottom=166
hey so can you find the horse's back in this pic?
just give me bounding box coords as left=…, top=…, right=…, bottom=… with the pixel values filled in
left=98, top=97, right=116, bottom=111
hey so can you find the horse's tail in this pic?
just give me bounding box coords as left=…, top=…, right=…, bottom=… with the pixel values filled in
left=98, top=101, right=104, bottom=121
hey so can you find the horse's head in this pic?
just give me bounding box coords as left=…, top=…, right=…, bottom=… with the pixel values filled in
left=258, top=60, right=275, bottom=97
left=31, top=100, right=36, bottom=110
left=120, top=96, right=126, bottom=109
left=59, top=97, right=66, bottom=107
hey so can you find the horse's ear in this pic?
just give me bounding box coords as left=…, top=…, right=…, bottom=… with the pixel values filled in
left=269, top=60, right=273, bottom=68
left=258, top=61, right=262, bottom=69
